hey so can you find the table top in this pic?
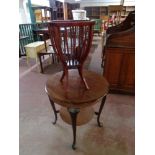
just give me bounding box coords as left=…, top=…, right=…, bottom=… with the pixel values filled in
left=45, top=69, right=109, bottom=108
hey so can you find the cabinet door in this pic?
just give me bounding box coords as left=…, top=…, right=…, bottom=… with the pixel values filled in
left=119, top=50, right=135, bottom=92
left=103, top=48, right=135, bottom=93
left=103, top=48, right=123, bottom=88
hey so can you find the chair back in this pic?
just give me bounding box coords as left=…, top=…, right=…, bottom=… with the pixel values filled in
left=48, top=20, right=95, bottom=89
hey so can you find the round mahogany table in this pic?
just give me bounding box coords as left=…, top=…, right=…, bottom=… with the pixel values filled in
left=45, top=69, right=109, bottom=149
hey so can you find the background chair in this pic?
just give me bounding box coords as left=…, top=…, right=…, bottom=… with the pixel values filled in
left=33, top=28, right=59, bottom=73
left=91, top=19, right=102, bottom=36
left=48, top=20, right=95, bottom=89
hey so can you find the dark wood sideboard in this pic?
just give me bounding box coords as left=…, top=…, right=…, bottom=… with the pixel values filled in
left=103, top=11, right=135, bottom=94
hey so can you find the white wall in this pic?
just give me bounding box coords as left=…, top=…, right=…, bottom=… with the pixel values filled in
left=19, top=0, right=31, bottom=24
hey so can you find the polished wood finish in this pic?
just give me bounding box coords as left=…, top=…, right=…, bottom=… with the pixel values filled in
left=45, top=70, right=109, bottom=108
left=45, top=69, right=109, bottom=149
left=103, top=11, right=135, bottom=94
left=48, top=20, right=95, bottom=89
left=60, top=106, right=94, bottom=126
left=103, top=48, right=135, bottom=94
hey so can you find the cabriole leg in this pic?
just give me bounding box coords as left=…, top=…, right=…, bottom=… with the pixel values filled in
left=48, top=96, right=59, bottom=124
left=95, top=95, right=107, bottom=127
left=68, top=108, right=80, bottom=150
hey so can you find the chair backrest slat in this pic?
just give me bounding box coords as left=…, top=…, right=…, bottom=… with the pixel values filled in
left=48, top=20, right=95, bottom=89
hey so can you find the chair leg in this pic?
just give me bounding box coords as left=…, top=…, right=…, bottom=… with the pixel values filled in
left=60, top=68, right=68, bottom=82
left=52, top=53, right=55, bottom=64
left=38, top=53, right=44, bottom=73
left=78, top=66, right=89, bottom=90
left=36, top=57, right=40, bottom=72
left=44, top=37, right=47, bottom=52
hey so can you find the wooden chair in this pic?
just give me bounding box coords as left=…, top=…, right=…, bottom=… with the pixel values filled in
left=33, top=28, right=59, bottom=73
left=48, top=20, right=95, bottom=89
